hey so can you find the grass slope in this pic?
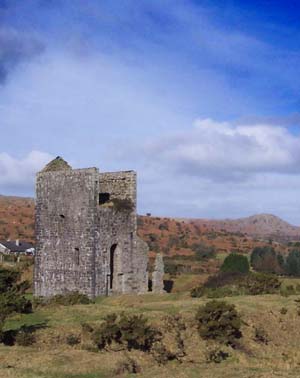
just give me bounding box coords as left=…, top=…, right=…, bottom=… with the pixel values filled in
left=2, top=286, right=300, bottom=378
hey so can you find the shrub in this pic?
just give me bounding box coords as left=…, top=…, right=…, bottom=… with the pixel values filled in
left=115, top=357, right=141, bottom=375
left=0, top=268, right=32, bottom=341
left=240, top=273, right=281, bottom=295
left=66, top=334, right=81, bottom=346
left=254, top=327, right=269, bottom=345
left=92, top=313, right=159, bottom=352
left=0, top=269, right=20, bottom=293
left=203, top=271, right=244, bottom=289
left=195, top=300, right=242, bottom=347
left=191, top=285, right=238, bottom=299
left=151, top=342, right=177, bottom=365
left=205, top=347, right=230, bottom=363
left=220, top=253, right=249, bottom=274
left=191, top=285, right=205, bottom=298
left=250, top=246, right=284, bottom=274
left=190, top=272, right=281, bottom=298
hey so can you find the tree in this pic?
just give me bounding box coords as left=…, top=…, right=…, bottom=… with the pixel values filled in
left=220, top=253, right=249, bottom=274
left=0, top=268, right=32, bottom=341
left=286, top=250, right=300, bottom=277
left=250, top=246, right=284, bottom=274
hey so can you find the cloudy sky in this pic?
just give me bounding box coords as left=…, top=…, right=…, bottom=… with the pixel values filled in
left=1, top=0, right=300, bottom=223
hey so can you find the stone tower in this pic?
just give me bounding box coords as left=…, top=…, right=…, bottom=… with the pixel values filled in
left=34, top=157, right=149, bottom=298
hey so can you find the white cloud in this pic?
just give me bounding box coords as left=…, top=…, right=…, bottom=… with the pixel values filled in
left=0, top=150, right=53, bottom=193
left=144, top=118, right=300, bottom=181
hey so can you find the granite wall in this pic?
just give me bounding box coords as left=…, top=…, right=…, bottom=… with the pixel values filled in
left=34, top=160, right=149, bottom=298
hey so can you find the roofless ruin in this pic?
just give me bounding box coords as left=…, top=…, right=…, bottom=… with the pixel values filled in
left=34, top=157, right=150, bottom=298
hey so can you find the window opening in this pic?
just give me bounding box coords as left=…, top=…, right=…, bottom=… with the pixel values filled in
left=99, top=193, right=110, bottom=205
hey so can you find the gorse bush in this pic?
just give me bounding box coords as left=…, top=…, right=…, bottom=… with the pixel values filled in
left=195, top=300, right=242, bottom=347
left=239, top=272, right=281, bottom=295
left=190, top=271, right=281, bottom=298
left=220, top=253, right=249, bottom=274
left=254, top=327, right=269, bottom=345
left=92, top=313, right=159, bottom=351
left=66, top=334, right=81, bottom=346
left=205, top=347, right=230, bottom=363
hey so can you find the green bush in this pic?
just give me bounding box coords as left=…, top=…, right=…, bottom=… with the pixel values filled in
left=92, top=313, right=159, bottom=352
left=240, top=273, right=281, bottom=295
left=190, top=272, right=281, bottom=298
left=0, top=269, right=20, bottom=293
left=0, top=268, right=32, bottom=342
left=220, top=253, right=249, bottom=274
left=195, top=300, right=242, bottom=347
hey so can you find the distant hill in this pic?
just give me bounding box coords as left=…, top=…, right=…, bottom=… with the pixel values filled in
left=0, top=194, right=298, bottom=255
left=188, top=214, right=300, bottom=243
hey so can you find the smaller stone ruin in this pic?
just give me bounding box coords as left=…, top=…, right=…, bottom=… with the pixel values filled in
left=152, top=253, right=165, bottom=293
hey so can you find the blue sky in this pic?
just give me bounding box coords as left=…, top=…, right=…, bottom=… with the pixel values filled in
left=1, top=0, right=300, bottom=223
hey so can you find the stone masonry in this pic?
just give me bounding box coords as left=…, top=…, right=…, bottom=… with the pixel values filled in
left=34, top=157, right=149, bottom=298
left=152, top=253, right=165, bottom=293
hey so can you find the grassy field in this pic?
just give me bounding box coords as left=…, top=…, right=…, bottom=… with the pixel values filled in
left=2, top=280, right=300, bottom=378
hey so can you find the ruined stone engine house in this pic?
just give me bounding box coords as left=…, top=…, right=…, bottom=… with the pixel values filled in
left=34, top=157, right=149, bottom=298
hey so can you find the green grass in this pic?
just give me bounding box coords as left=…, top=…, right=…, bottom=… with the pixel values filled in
left=3, top=275, right=300, bottom=378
